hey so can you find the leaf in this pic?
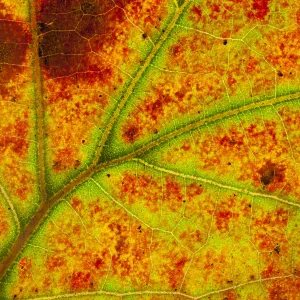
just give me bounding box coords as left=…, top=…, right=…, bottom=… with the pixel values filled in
left=0, top=0, right=300, bottom=299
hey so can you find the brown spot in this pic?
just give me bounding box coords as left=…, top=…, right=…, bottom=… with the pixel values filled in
left=273, top=244, right=280, bottom=254
left=259, top=160, right=285, bottom=187
left=277, top=70, right=283, bottom=77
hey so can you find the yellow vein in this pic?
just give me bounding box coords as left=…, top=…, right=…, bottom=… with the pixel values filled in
left=133, top=158, right=300, bottom=209
left=93, top=0, right=192, bottom=163
left=30, top=0, right=47, bottom=202
left=0, top=184, right=20, bottom=234
left=26, top=274, right=295, bottom=300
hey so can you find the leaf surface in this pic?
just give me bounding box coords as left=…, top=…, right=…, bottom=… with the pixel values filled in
left=1, top=0, right=300, bottom=299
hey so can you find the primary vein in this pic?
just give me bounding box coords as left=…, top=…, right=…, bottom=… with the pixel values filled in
left=30, top=0, right=47, bottom=203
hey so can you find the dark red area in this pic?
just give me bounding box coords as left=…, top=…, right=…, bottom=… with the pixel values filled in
left=94, top=258, right=104, bottom=269
left=247, top=0, right=270, bottom=20
left=37, top=0, right=134, bottom=78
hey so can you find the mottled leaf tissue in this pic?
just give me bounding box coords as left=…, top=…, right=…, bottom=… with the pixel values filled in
left=0, top=0, right=300, bottom=299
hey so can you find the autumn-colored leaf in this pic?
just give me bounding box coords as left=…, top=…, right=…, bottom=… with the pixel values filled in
left=1, top=0, right=300, bottom=299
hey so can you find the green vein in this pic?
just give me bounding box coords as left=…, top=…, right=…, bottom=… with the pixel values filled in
left=93, top=0, right=192, bottom=163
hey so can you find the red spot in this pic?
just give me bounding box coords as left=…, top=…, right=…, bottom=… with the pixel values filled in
left=212, top=4, right=220, bottom=13
left=215, top=197, right=240, bottom=232
left=70, top=271, right=91, bottom=290
left=71, top=197, right=82, bottom=209
left=18, top=257, right=32, bottom=280
left=46, top=256, right=66, bottom=270
left=0, top=120, right=29, bottom=157
left=53, top=148, right=80, bottom=172
left=190, top=5, right=202, bottom=23
left=223, top=291, right=238, bottom=300
left=168, top=257, right=189, bottom=289
left=253, top=208, right=288, bottom=251
left=261, top=264, right=276, bottom=278
left=5, top=164, right=34, bottom=201
left=218, top=135, right=243, bottom=148
left=165, top=178, right=184, bottom=211
left=247, top=0, right=270, bottom=20
left=187, top=183, right=203, bottom=198
left=122, top=124, right=140, bottom=143
left=94, top=258, right=104, bottom=269
left=146, top=99, right=163, bottom=121
left=181, top=144, right=191, bottom=151
left=227, top=74, right=237, bottom=89
left=117, top=172, right=161, bottom=212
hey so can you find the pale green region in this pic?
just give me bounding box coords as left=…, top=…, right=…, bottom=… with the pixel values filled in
left=141, top=100, right=300, bottom=205
left=43, top=1, right=177, bottom=197
left=236, top=283, right=267, bottom=299
left=286, top=207, right=300, bottom=246
left=0, top=194, right=17, bottom=262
